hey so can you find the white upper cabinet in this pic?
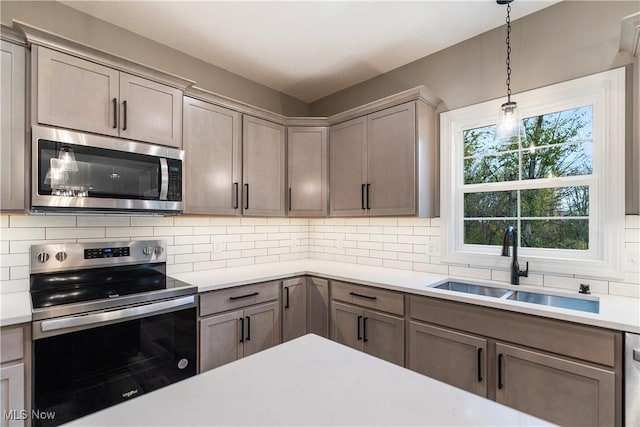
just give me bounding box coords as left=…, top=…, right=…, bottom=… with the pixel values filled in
left=34, top=46, right=182, bottom=148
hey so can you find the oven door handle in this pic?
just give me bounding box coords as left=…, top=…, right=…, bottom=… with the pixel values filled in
left=40, top=295, right=195, bottom=333
left=159, top=158, right=169, bottom=200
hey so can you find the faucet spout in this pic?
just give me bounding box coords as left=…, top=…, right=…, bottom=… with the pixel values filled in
left=501, top=226, right=528, bottom=285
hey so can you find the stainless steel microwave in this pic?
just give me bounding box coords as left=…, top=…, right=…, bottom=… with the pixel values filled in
left=31, top=125, right=184, bottom=213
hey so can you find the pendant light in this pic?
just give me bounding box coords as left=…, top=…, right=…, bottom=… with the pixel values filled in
left=495, top=0, right=526, bottom=146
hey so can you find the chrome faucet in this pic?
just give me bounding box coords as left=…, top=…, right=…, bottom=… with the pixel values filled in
left=501, top=226, right=528, bottom=285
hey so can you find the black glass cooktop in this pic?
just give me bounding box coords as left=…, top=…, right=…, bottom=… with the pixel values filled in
left=30, top=263, right=191, bottom=309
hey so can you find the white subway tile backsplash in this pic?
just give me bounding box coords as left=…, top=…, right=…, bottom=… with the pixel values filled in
left=0, top=214, right=638, bottom=298
left=175, top=235, right=210, bottom=245
left=77, top=216, right=130, bottom=227
left=11, top=215, right=76, bottom=228
left=47, top=228, right=104, bottom=240
left=131, top=216, right=174, bottom=227
left=106, top=227, right=153, bottom=238
left=1, top=228, right=46, bottom=241
left=154, top=226, right=193, bottom=236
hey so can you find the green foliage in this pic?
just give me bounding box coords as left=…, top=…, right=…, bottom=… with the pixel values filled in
left=462, top=106, right=592, bottom=248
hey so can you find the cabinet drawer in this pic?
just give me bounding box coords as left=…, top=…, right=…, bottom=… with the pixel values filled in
left=200, top=281, right=280, bottom=316
left=1, top=326, right=24, bottom=363
left=408, top=295, right=620, bottom=367
left=331, top=281, right=404, bottom=316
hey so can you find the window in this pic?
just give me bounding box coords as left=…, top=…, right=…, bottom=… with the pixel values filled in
left=440, top=68, right=625, bottom=279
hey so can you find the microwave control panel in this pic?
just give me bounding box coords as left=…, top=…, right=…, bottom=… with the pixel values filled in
left=167, top=159, right=182, bottom=201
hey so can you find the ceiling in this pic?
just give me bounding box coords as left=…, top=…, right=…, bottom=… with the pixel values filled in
left=60, top=1, right=559, bottom=103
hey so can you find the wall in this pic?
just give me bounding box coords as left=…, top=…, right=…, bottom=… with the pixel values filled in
left=1, top=213, right=638, bottom=297
left=307, top=216, right=640, bottom=298
left=309, top=1, right=640, bottom=214
left=0, top=1, right=309, bottom=117
left=0, top=214, right=309, bottom=293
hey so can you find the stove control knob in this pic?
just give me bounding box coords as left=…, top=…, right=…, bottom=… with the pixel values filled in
left=143, top=246, right=154, bottom=255
left=37, top=252, right=50, bottom=263
left=154, top=246, right=164, bottom=255
left=55, top=251, right=68, bottom=262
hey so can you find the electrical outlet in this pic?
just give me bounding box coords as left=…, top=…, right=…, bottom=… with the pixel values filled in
left=336, top=237, right=343, bottom=249
left=426, top=239, right=440, bottom=257
left=213, top=242, right=224, bottom=254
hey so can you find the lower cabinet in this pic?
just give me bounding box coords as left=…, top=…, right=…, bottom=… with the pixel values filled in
left=495, top=342, right=615, bottom=427
left=408, top=321, right=487, bottom=397
left=1, top=324, right=29, bottom=427
left=307, top=277, right=329, bottom=338
left=282, top=278, right=307, bottom=342
left=331, top=301, right=404, bottom=366
left=407, top=294, right=621, bottom=426
left=199, top=281, right=281, bottom=373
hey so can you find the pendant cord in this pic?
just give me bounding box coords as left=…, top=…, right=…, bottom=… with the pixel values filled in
left=505, top=2, right=512, bottom=103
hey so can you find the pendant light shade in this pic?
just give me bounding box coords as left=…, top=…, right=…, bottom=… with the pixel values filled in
left=494, top=0, right=525, bottom=146
left=495, top=101, right=526, bottom=146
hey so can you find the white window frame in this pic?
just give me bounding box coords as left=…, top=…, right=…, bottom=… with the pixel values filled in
left=440, top=68, right=625, bottom=280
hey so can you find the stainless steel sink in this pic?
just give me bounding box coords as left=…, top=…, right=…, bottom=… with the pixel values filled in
left=432, top=281, right=600, bottom=313
left=505, top=290, right=599, bottom=313
left=434, top=282, right=511, bottom=298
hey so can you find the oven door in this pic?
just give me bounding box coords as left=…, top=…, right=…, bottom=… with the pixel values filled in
left=31, top=125, right=183, bottom=213
left=32, top=298, right=196, bottom=427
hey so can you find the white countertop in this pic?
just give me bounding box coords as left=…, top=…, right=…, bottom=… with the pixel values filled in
left=0, top=291, right=32, bottom=326
left=65, top=334, right=552, bottom=426
left=2, top=259, right=639, bottom=332
left=173, top=259, right=640, bottom=334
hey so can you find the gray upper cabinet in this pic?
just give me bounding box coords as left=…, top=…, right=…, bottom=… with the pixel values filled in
left=1, top=41, right=26, bottom=211
left=367, top=103, right=416, bottom=215
left=242, top=115, right=286, bottom=216
left=287, top=127, right=328, bottom=217
left=183, top=97, right=242, bottom=215
left=119, top=73, right=182, bottom=147
left=329, top=117, right=367, bottom=216
left=329, top=101, right=436, bottom=217
left=34, top=46, right=182, bottom=148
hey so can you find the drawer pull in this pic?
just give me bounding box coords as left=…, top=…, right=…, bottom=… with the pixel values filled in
left=230, top=291, right=259, bottom=301
left=349, top=291, right=377, bottom=301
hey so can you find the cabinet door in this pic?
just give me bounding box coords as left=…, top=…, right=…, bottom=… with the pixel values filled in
left=282, top=278, right=307, bottom=342
left=495, top=343, right=615, bottom=426
left=0, top=41, right=26, bottom=211
left=199, top=310, right=243, bottom=373
left=119, top=73, right=182, bottom=147
left=183, top=98, right=242, bottom=215
left=242, top=116, right=286, bottom=216
left=330, top=301, right=364, bottom=352
left=363, top=309, right=404, bottom=366
left=367, top=102, right=416, bottom=215
left=307, top=277, right=329, bottom=338
left=243, top=301, right=281, bottom=358
left=287, top=127, right=327, bottom=217
left=0, top=363, right=25, bottom=427
left=329, top=117, right=367, bottom=216
left=408, top=321, right=487, bottom=396
left=36, top=46, right=119, bottom=137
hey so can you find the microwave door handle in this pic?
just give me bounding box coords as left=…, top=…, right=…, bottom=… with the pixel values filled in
left=159, top=158, right=169, bottom=200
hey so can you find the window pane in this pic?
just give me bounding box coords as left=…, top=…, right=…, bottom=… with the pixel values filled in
left=521, top=219, right=589, bottom=249
left=521, top=186, right=589, bottom=217
left=521, top=142, right=593, bottom=180
left=464, top=220, right=512, bottom=246
left=523, top=106, right=592, bottom=148
left=464, top=152, right=519, bottom=184
left=464, top=191, right=517, bottom=218
left=464, top=125, right=518, bottom=157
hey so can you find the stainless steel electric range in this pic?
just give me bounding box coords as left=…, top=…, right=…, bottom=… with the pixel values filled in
left=29, top=240, right=197, bottom=426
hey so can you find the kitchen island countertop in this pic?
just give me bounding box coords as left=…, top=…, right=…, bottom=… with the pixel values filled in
left=65, top=334, right=552, bottom=426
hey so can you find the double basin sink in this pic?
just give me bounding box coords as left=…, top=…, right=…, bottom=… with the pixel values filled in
left=433, top=281, right=599, bottom=313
